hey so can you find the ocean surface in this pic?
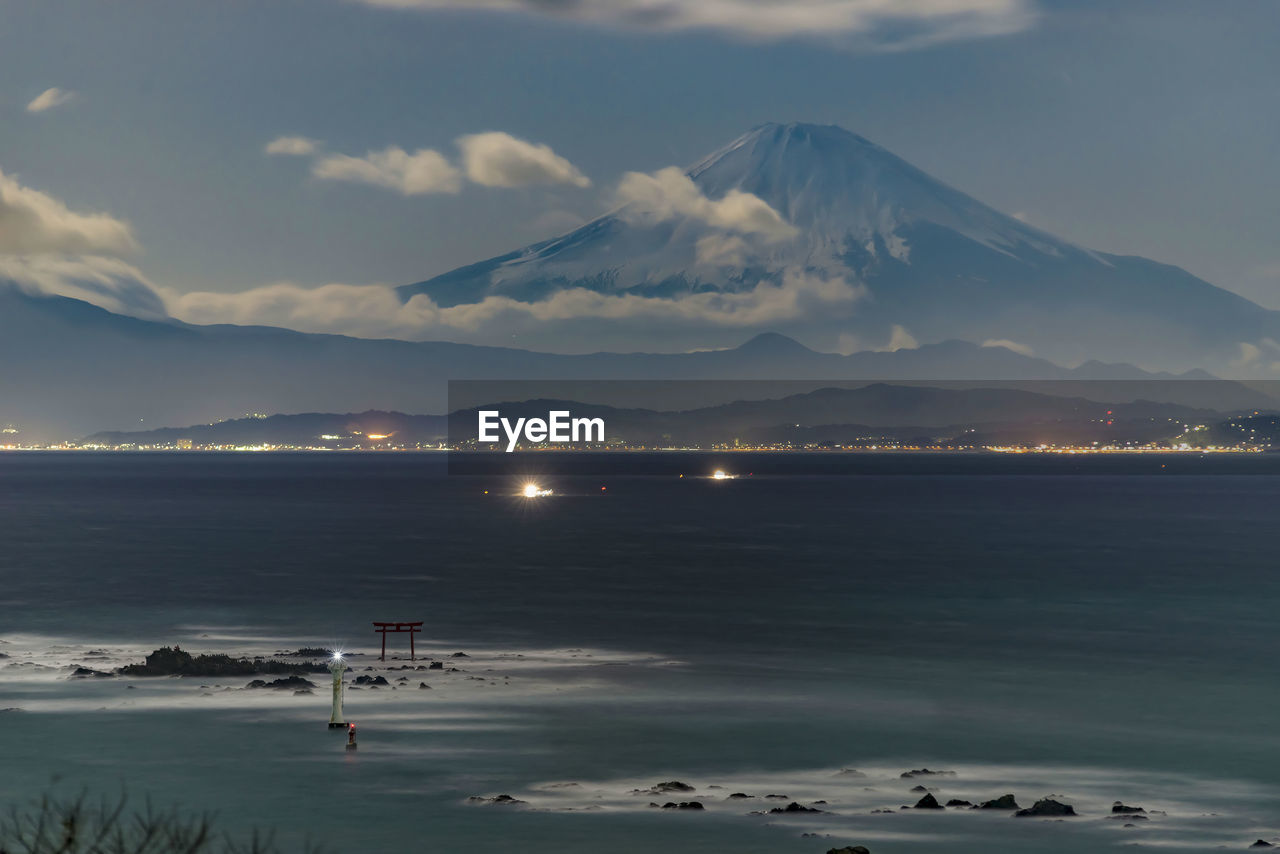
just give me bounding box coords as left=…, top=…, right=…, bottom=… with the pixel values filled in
left=2, top=451, right=1279, bottom=853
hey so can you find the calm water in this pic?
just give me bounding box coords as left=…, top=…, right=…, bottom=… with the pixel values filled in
left=2, top=452, right=1279, bottom=852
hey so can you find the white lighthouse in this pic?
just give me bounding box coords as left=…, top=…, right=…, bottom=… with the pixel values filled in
left=327, top=653, right=347, bottom=728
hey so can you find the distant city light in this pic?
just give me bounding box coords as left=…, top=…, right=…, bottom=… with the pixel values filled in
left=522, top=482, right=553, bottom=498
left=712, top=470, right=735, bottom=480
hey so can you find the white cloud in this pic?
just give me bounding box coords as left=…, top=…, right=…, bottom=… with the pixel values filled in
left=0, top=168, right=138, bottom=255
left=348, top=0, right=1035, bottom=48
left=26, top=87, right=75, bottom=113
left=1233, top=341, right=1262, bottom=367
left=312, top=146, right=463, bottom=195
left=0, top=255, right=167, bottom=319
left=457, top=132, right=589, bottom=188
left=834, top=324, right=920, bottom=354
left=0, top=168, right=160, bottom=319
left=163, top=269, right=866, bottom=339
left=1230, top=339, right=1280, bottom=373
left=695, top=233, right=750, bottom=267
left=265, top=136, right=321, bottom=156
left=982, top=337, right=1034, bottom=357
left=885, top=324, right=919, bottom=351
left=616, top=166, right=798, bottom=241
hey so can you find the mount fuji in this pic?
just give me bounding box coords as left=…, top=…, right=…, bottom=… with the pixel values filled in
left=401, top=122, right=1277, bottom=372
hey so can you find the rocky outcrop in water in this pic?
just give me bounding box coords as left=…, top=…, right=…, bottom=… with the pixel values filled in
left=978, top=794, right=1019, bottom=810
left=244, top=676, right=316, bottom=690
left=1014, top=799, right=1076, bottom=817
left=911, top=793, right=944, bottom=809
left=900, top=768, right=955, bottom=779
left=467, top=794, right=526, bottom=806
left=118, top=647, right=323, bottom=677
left=634, top=781, right=696, bottom=795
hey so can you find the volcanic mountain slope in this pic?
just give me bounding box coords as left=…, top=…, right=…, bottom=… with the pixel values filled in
left=400, top=122, right=1278, bottom=371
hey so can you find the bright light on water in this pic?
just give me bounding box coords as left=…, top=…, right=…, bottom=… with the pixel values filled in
left=522, top=483, right=552, bottom=497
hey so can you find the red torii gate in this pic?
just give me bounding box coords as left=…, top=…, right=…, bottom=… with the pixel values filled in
left=372, top=621, right=423, bottom=661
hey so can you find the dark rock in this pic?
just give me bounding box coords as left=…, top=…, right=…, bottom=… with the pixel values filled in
left=429, top=662, right=444, bottom=669
left=451, top=652, right=469, bottom=658
left=69, top=666, right=113, bottom=678
left=1014, top=799, right=1076, bottom=818
left=118, top=646, right=322, bottom=677
left=1107, top=814, right=1148, bottom=821
left=1112, top=802, right=1146, bottom=814
left=468, top=794, right=526, bottom=806
left=727, top=793, right=754, bottom=799
left=978, top=794, right=1019, bottom=810
left=244, top=676, right=317, bottom=690
left=353, top=675, right=390, bottom=686
left=827, top=848, right=871, bottom=854
left=1249, top=841, right=1274, bottom=849
left=900, top=768, right=956, bottom=779
left=285, top=647, right=332, bottom=658
left=909, top=785, right=929, bottom=792
left=912, top=793, right=944, bottom=810
left=769, top=802, right=823, bottom=814
left=661, top=801, right=704, bottom=810
left=652, top=781, right=696, bottom=793
left=834, top=768, right=867, bottom=778
left=945, top=799, right=973, bottom=807
left=418, top=682, right=431, bottom=689
left=293, top=689, right=313, bottom=695
left=763, top=794, right=790, bottom=800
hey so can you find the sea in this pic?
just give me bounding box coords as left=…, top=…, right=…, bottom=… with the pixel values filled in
left=2, top=451, right=1279, bottom=853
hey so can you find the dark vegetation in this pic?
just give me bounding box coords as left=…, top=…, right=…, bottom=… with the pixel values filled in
left=0, top=791, right=322, bottom=854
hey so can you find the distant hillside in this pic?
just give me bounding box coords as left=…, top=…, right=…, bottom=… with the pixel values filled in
left=85, top=384, right=1270, bottom=450
left=5, top=285, right=1269, bottom=443
left=84, top=411, right=448, bottom=448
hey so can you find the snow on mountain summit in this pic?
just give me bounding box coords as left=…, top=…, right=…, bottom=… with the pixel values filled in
left=689, top=122, right=1080, bottom=263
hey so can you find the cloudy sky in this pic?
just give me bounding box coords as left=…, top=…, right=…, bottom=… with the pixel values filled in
left=2, top=0, right=1279, bottom=349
